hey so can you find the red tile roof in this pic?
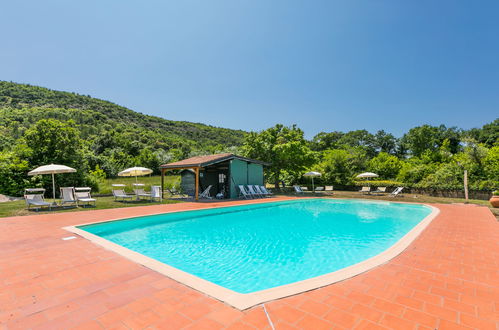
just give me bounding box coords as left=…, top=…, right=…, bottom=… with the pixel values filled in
left=160, top=153, right=269, bottom=168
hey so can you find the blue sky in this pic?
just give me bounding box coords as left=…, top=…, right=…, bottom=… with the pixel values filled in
left=1, top=1, right=498, bottom=138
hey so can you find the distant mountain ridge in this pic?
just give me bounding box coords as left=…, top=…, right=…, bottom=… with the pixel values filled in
left=0, top=80, right=247, bottom=151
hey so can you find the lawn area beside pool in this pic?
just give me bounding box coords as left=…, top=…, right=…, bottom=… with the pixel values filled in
left=0, top=197, right=498, bottom=329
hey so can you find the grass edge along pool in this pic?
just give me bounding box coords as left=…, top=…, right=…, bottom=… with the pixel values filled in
left=70, top=199, right=439, bottom=310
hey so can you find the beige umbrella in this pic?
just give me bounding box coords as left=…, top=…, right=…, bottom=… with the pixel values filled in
left=304, top=171, right=322, bottom=192
left=118, top=167, right=153, bottom=182
left=28, top=164, right=77, bottom=202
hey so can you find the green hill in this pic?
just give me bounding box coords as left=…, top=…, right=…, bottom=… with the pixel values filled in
left=0, top=81, right=246, bottom=151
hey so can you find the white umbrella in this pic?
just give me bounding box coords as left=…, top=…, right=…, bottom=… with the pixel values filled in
left=303, top=171, right=322, bottom=192
left=28, top=164, right=77, bottom=202
left=118, top=167, right=153, bottom=182
left=356, top=172, right=379, bottom=179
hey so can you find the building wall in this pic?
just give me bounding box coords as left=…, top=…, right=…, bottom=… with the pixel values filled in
left=247, top=163, right=264, bottom=186
left=229, top=159, right=248, bottom=199
left=229, top=160, right=264, bottom=198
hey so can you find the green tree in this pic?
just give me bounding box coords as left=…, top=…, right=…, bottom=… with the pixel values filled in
left=242, top=124, right=315, bottom=188
left=373, top=130, right=398, bottom=154
left=368, top=152, right=402, bottom=179
left=23, top=119, right=88, bottom=194
left=316, top=147, right=368, bottom=186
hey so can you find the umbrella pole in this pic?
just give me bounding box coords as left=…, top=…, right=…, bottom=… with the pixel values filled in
left=312, top=177, right=315, bottom=193
left=52, top=173, right=56, bottom=204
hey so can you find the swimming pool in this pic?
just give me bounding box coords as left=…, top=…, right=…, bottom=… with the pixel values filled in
left=73, top=199, right=436, bottom=308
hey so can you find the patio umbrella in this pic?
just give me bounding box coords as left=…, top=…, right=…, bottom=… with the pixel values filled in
left=356, top=172, right=379, bottom=179
left=28, top=164, right=77, bottom=202
left=303, top=171, right=321, bottom=192
left=118, top=167, right=153, bottom=182
left=356, top=172, right=379, bottom=187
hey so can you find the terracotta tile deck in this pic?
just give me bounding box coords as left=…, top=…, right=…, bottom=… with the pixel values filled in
left=0, top=198, right=498, bottom=330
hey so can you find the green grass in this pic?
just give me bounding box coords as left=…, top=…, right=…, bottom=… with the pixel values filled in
left=98, top=175, right=180, bottom=195
left=0, top=196, right=183, bottom=218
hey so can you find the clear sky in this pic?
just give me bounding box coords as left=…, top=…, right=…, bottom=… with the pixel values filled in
left=1, top=1, right=498, bottom=138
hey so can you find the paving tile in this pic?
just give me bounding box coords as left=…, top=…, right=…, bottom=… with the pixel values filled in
left=0, top=201, right=498, bottom=329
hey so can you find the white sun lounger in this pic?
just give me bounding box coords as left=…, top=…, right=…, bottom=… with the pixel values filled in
left=75, top=187, right=96, bottom=207
left=238, top=185, right=252, bottom=199
left=112, top=184, right=133, bottom=201
left=359, top=186, right=371, bottom=194
left=24, top=188, right=52, bottom=211
left=60, top=187, right=78, bottom=207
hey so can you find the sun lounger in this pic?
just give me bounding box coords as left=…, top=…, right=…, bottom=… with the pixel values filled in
left=294, top=185, right=305, bottom=195
left=253, top=185, right=269, bottom=197
left=60, top=187, right=78, bottom=207
left=390, top=187, right=404, bottom=197
left=199, top=185, right=213, bottom=199
left=238, top=185, right=252, bottom=199
left=112, top=184, right=133, bottom=201
left=325, top=186, right=334, bottom=194
left=74, top=187, right=96, bottom=207
left=315, top=186, right=325, bottom=192
left=260, top=186, right=273, bottom=196
left=247, top=185, right=262, bottom=198
left=359, top=186, right=371, bottom=194
left=134, top=188, right=152, bottom=200
left=24, top=188, right=52, bottom=211
left=150, top=185, right=162, bottom=202
left=372, top=187, right=387, bottom=195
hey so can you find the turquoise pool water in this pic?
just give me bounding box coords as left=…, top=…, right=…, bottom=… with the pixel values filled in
left=79, top=199, right=431, bottom=293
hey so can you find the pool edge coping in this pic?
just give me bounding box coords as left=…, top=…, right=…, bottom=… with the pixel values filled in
left=64, top=199, right=440, bottom=310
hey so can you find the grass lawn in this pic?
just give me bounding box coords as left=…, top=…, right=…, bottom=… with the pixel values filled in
left=0, top=196, right=184, bottom=218
left=1, top=188, right=497, bottom=219
left=99, top=175, right=180, bottom=194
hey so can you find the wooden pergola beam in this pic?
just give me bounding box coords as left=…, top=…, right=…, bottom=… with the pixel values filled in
left=160, top=166, right=201, bottom=201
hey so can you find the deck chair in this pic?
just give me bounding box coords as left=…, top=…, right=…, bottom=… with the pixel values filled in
left=325, top=186, right=334, bottom=194
left=60, top=187, right=78, bottom=207
left=74, top=187, right=96, bottom=207
left=253, top=185, right=268, bottom=197
left=372, top=187, right=387, bottom=195
left=359, top=186, right=371, bottom=194
left=112, top=184, right=133, bottom=202
left=134, top=186, right=152, bottom=200
left=238, top=185, right=252, bottom=199
left=390, top=187, right=404, bottom=197
left=315, top=186, right=325, bottom=192
left=247, top=185, right=262, bottom=198
left=294, top=185, right=304, bottom=195
left=199, top=185, right=213, bottom=199
left=150, top=185, right=162, bottom=202
left=260, top=186, right=273, bottom=196
left=24, top=188, right=52, bottom=211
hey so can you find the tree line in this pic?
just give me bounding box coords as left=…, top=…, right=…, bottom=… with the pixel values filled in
left=242, top=121, right=498, bottom=191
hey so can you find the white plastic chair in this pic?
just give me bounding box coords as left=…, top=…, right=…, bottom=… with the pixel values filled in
left=390, top=187, right=404, bottom=197
left=150, top=185, right=162, bottom=202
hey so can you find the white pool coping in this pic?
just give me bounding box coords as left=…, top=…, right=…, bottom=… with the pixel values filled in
left=64, top=199, right=440, bottom=310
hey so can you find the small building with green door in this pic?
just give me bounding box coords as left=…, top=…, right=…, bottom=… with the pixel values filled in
left=159, top=153, right=270, bottom=200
